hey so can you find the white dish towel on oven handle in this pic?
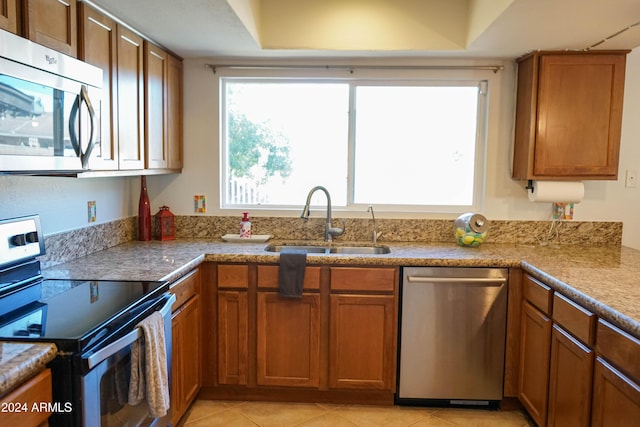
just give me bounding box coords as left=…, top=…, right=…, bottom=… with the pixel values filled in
left=128, top=310, right=170, bottom=417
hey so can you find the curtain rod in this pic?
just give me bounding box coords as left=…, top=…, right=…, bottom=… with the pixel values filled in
left=206, top=64, right=504, bottom=74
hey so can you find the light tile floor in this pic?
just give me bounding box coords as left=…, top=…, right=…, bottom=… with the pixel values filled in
left=178, top=400, right=535, bottom=427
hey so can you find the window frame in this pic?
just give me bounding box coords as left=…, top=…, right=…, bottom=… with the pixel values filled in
left=219, top=69, right=491, bottom=214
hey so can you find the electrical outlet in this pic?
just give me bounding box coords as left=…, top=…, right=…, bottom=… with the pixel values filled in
left=88, top=201, right=97, bottom=222
left=625, top=170, right=638, bottom=188
left=194, top=195, right=206, bottom=213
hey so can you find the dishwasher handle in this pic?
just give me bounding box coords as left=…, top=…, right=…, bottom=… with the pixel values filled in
left=406, top=276, right=507, bottom=285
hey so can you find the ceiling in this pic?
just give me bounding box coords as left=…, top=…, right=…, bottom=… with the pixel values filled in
left=86, top=0, right=640, bottom=59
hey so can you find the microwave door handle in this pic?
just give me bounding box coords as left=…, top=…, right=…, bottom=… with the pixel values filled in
left=68, top=85, right=96, bottom=169
left=68, top=92, right=81, bottom=157
left=79, top=86, right=96, bottom=169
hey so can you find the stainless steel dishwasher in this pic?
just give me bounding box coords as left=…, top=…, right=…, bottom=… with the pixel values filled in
left=397, top=267, right=508, bottom=407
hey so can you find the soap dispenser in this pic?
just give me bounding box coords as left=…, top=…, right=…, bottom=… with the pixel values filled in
left=239, top=212, right=252, bottom=238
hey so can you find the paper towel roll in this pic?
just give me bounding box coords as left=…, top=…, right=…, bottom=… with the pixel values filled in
left=528, top=181, right=584, bottom=203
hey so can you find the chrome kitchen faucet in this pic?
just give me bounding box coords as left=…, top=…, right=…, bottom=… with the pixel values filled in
left=300, top=186, right=345, bottom=242
left=367, top=204, right=382, bottom=244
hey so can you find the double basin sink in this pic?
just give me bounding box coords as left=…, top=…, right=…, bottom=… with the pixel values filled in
left=265, top=244, right=391, bottom=255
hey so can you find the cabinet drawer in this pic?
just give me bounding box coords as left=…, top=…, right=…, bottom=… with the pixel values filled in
left=330, top=267, right=396, bottom=292
left=0, top=368, right=52, bottom=426
left=257, top=265, right=321, bottom=290
left=217, top=264, right=249, bottom=289
left=170, top=269, right=200, bottom=311
left=553, top=293, right=596, bottom=346
left=596, top=319, right=640, bottom=381
left=523, top=275, right=553, bottom=315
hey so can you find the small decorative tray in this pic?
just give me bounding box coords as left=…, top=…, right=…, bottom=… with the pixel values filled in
left=222, top=234, right=272, bottom=243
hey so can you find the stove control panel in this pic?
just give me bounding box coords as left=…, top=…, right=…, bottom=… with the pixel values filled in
left=0, top=215, right=45, bottom=268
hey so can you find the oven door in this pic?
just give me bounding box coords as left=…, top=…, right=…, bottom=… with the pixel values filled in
left=81, top=293, right=175, bottom=427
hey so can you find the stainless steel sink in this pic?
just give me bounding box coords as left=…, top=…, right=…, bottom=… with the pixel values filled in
left=329, top=246, right=391, bottom=254
left=264, top=244, right=391, bottom=255
left=264, top=245, right=329, bottom=253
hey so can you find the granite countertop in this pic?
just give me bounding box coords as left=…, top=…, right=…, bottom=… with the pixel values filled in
left=41, top=238, right=640, bottom=338
left=0, top=342, right=57, bottom=397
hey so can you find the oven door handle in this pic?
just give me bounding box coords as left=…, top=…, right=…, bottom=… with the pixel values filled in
left=85, top=293, right=175, bottom=370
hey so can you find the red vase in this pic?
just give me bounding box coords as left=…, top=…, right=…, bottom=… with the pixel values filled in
left=138, top=176, right=151, bottom=241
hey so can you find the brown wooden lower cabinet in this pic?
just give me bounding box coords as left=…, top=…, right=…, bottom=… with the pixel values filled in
left=0, top=368, right=52, bottom=427
left=518, top=301, right=552, bottom=427
left=591, top=357, right=640, bottom=426
left=256, top=292, right=321, bottom=387
left=516, top=274, right=640, bottom=427
left=547, top=325, right=594, bottom=427
left=204, top=263, right=399, bottom=404
left=329, top=294, right=395, bottom=390
left=171, top=293, right=201, bottom=426
left=217, top=290, right=248, bottom=385
left=169, top=269, right=202, bottom=426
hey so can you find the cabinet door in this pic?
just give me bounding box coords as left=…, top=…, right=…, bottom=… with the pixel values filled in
left=144, top=41, right=168, bottom=169
left=0, top=369, right=52, bottom=426
left=218, top=291, right=248, bottom=385
left=592, top=357, right=640, bottom=426
left=518, top=301, right=552, bottom=427
left=0, top=0, right=17, bottom=33
left=513, top=52, right=627, bottom=180
left=171, top=294, right=201, bottom=426
left=329, top=294, right=395, bottom=390
left=547, top=325, right=594, bottom=427
left=78, top=3, right=119, bottom=170
left=257, top=292, right=320, bottom=387
left=23, top=0, right=77, bottom=56
left=534, top=54, right=625, bottom=178
left=116, top=25, right=145, bottom=170
left=166, top=54, right=183, bottom=170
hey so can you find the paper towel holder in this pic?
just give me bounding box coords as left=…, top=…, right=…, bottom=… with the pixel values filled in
left=525, top=180, right=534, bottom=191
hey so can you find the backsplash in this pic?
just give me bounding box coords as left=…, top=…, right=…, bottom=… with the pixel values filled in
left=39, top=217, right=135, bottom=269
left=175, top=216, right=622, bottom=246
left=39, top=215, right=622, bottom=268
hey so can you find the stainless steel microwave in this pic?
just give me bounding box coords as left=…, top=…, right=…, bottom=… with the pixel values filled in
left=0, top=29, right=102, bottom=174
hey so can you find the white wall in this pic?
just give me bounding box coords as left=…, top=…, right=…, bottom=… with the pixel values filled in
left=0, top=175, right=134, bottom=235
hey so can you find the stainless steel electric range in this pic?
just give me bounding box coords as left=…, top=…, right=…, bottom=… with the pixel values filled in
left=0, top=215, right=174, bottom=427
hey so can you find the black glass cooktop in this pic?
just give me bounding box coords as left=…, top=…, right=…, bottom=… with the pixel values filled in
left=0, top=279, right=168, bottom=353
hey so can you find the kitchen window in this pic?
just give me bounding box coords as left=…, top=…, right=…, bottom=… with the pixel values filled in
left=220, top=74, right=488, bottom=213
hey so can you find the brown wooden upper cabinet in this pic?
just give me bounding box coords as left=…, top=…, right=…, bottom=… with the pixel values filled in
left=22, top=0, right=77, bottom=56
left=116, top=25, right=145, bottom=170
left=0, top=0, right=18, bottom=33
left=78, top=3, right=119, bottom=170
left=144, top=41, right=168, bottom=169
left=144, top=41, right=183, bottom=170
left=166, top=54, right=183, bottom=170
left=512, top=51, right=628, bottom=180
